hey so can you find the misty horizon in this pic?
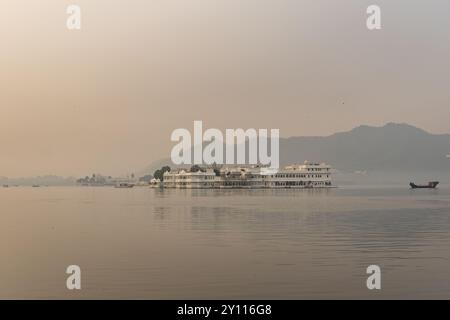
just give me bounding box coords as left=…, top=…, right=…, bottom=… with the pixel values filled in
left=2, top=122, right=450, bottom=179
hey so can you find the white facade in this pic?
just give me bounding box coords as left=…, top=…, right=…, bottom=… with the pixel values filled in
left=163, top=161, right=335, bottom=189
left=163, top=169, right=216, bottom=189
left=261, top=162, right=332, bottom=188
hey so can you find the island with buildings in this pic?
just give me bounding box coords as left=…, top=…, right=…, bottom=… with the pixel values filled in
left=74, top=161, right=335, bottom=189
left=160, top=161, right=334, bottom=189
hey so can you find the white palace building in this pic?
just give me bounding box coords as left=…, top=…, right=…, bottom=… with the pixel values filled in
left=163, top=161, right=334, bottom=189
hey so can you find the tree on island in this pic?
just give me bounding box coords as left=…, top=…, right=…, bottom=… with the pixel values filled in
left=190, top=165, right=205, bottom=173
left=212, top=162, right=221, bottom=176
left=153, top=166, right=171, bottom=181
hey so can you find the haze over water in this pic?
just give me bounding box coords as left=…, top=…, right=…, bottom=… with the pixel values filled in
left=2, top=183, right=450, bottom=299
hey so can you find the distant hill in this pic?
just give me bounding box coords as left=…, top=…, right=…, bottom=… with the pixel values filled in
left=138, top=158, right=173, bottom=177
left=281, top=123, right=450, bottom=172
left=140, top=123, right=450, bottom=174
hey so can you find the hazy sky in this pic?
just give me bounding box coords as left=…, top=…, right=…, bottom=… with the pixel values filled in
left=1, top=0, right=449, bottom=177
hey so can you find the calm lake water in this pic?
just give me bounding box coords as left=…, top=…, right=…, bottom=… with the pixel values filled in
left=1, top=185, right=450, bottom=299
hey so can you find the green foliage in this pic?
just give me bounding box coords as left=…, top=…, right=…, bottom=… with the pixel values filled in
left=190, top=165, right=203, bottom=173
left=153, top=166, right=171, bottom=181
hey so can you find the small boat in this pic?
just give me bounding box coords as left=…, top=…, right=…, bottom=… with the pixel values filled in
left=115, top=182, right=134, bottom=188
left=3, top=185, right=9, bottom=188
left=410, top=181, right=439, bottom=189
left=32, top=184, right=40, bottom=188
